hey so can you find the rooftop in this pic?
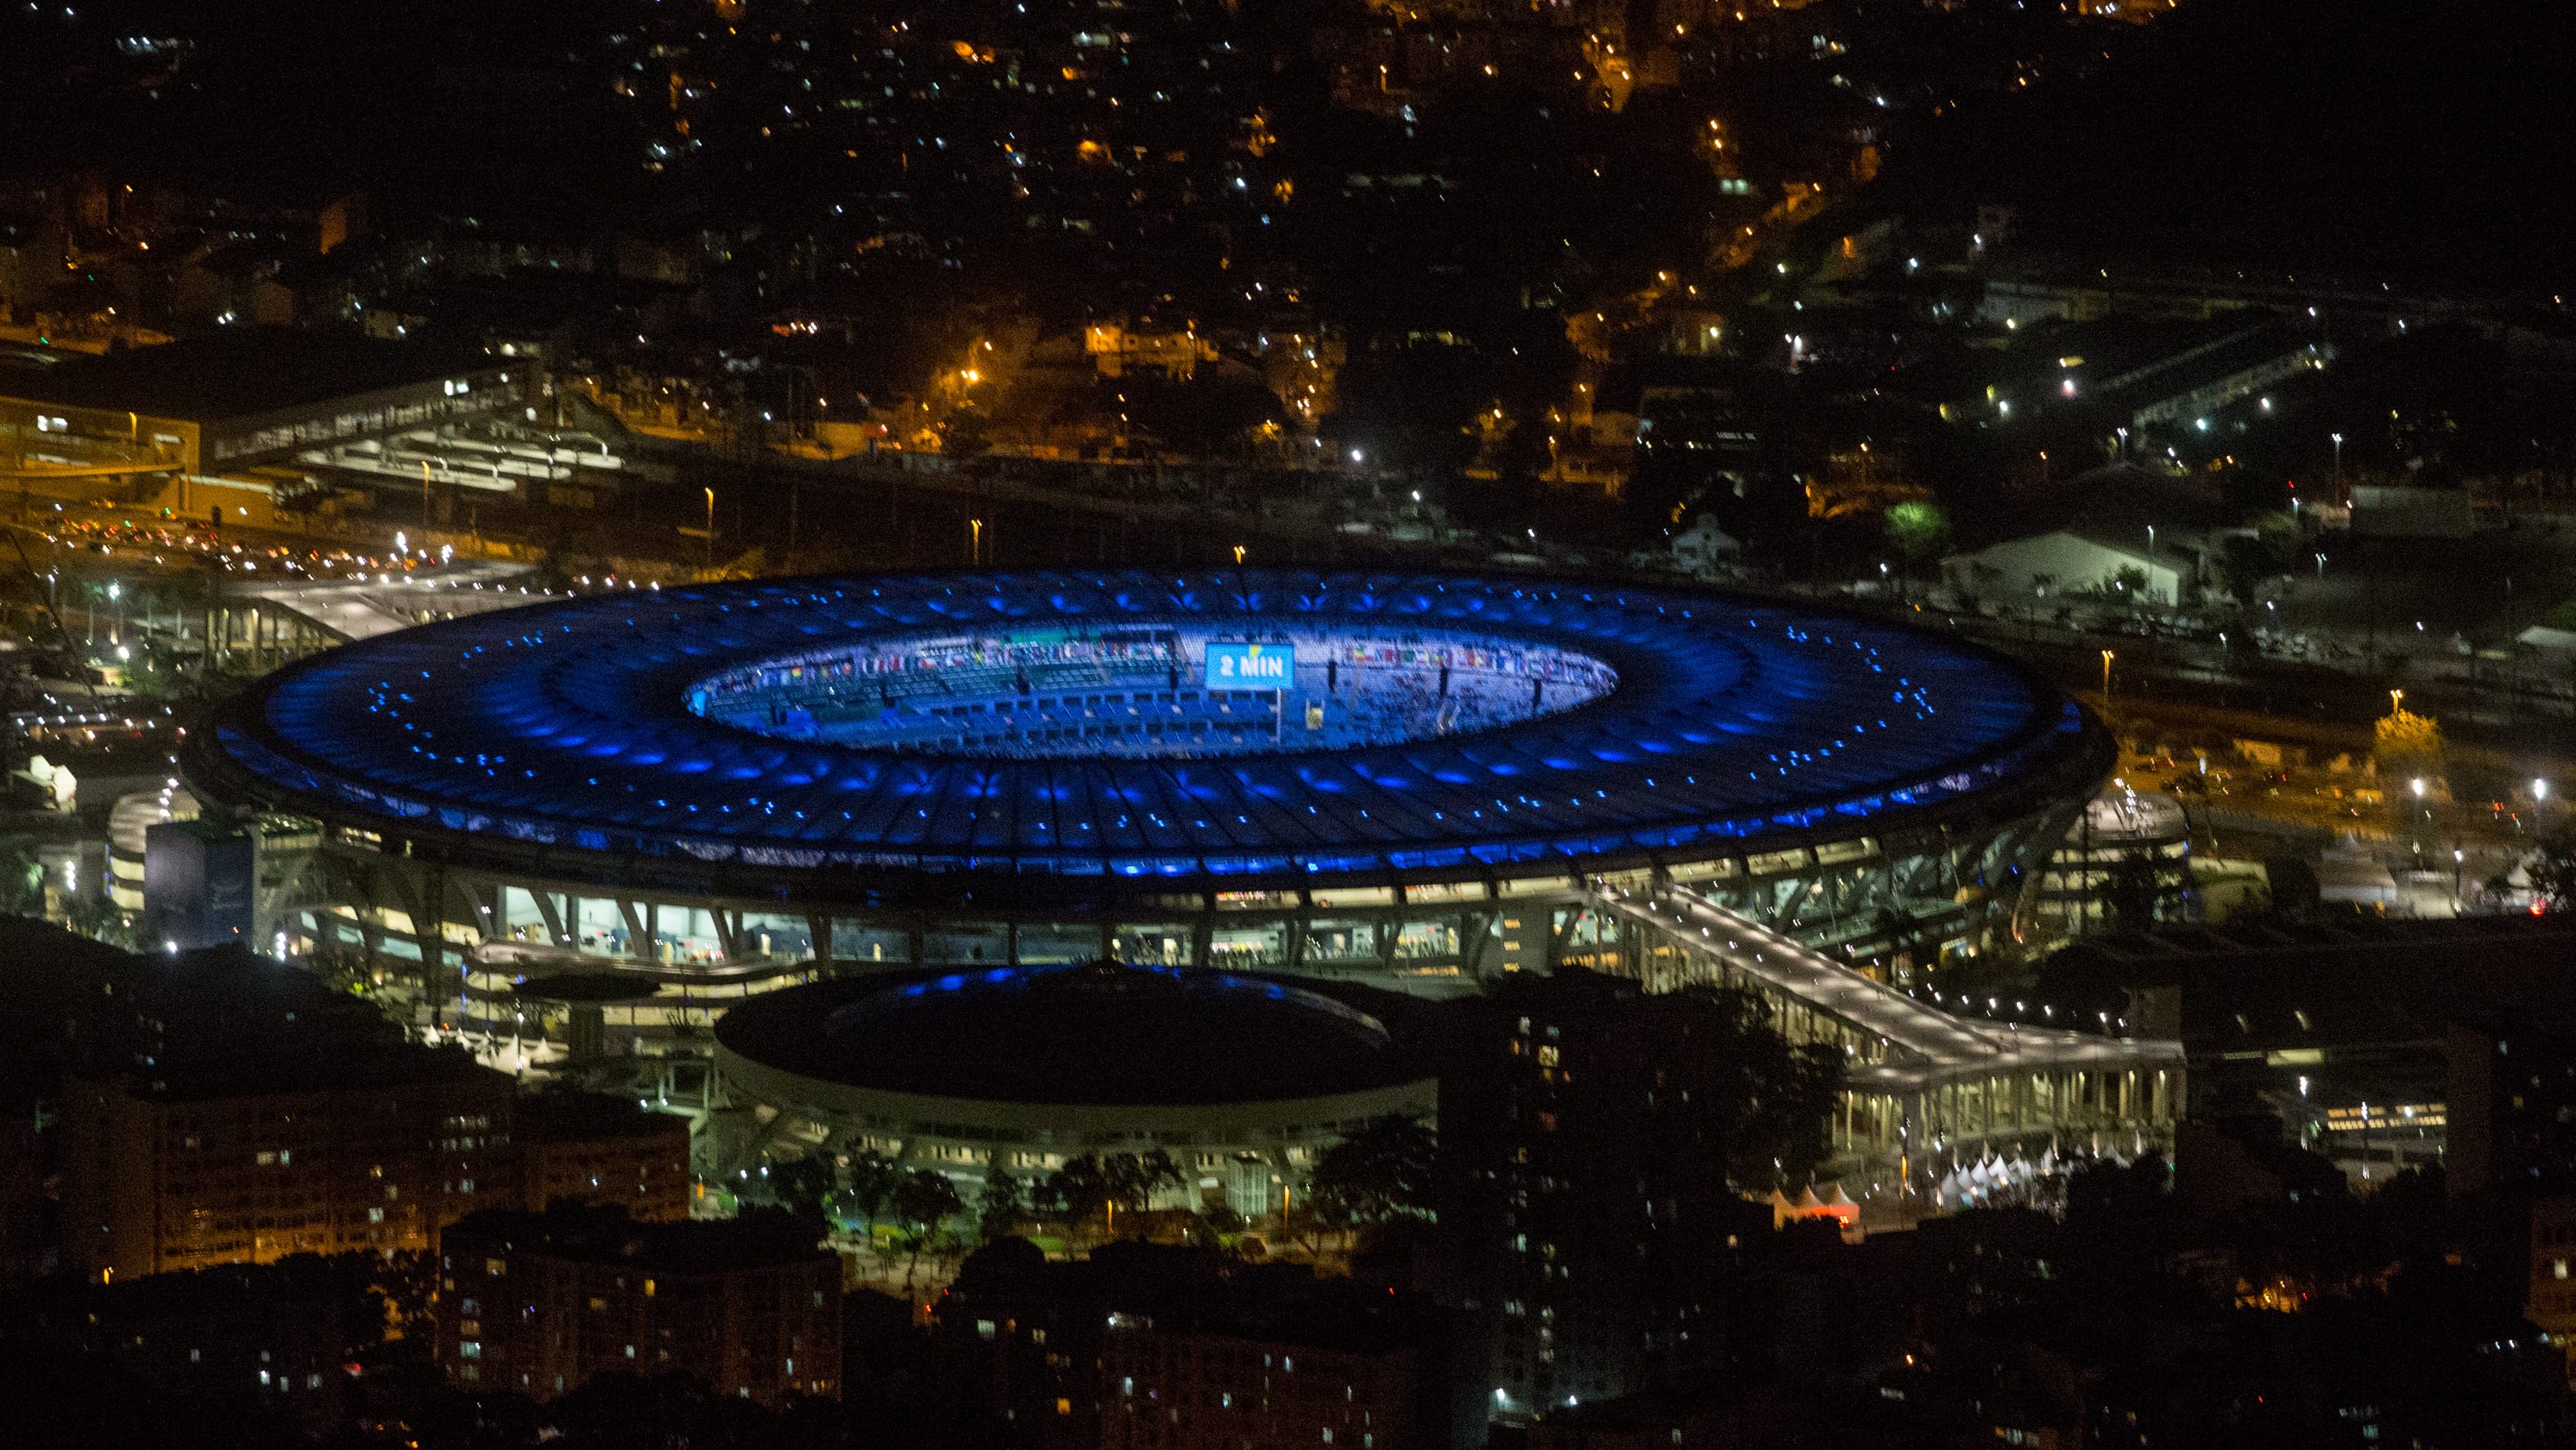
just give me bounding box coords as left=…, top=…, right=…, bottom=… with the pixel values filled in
left=949, top=1239, right=1432, bottom=1354
left=717, top=961, right=1428, bottom=1106
left=89, top=945, right=503, bottom=1101
left=0, top=326, right=487, bottom=422
left=444, top=1204, right=835, bottom=1276
left=517, top=1091, right=692, bottom=1144
left=2037, top=916, right=2576, bottom=1053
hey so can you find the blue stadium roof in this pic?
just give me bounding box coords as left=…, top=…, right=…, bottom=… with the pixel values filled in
left=193, top=571, right=2100, bottom=893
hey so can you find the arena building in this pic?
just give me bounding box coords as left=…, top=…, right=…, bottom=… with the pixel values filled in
left=187, top=568, right=2111, bottom=994
left=185, top=567, right=2165, bottom=1205
left=708, top=959, right=1438, bottom=1213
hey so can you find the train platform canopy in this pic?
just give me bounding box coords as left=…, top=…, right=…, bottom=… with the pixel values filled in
left=0, top=326, right=489, bottom=424
left=0, top=327, right=512, bottom=475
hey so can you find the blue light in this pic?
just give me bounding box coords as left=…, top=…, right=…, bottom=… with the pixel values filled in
left=208, top=569, right=2075, bottom=889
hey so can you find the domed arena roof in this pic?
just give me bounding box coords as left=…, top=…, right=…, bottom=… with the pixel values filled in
left=714, top=961, right=1424, bottom=1106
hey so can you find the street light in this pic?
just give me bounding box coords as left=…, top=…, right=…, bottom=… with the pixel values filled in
left=2331, top=432, right=2345, bottom=482
left=2537, top=778, right=2553, bottom=803
left=1233, top=545, right=1247, bottom=564
left=2100, top=648, right=2114, bottom=705
left=702, top=487, right=715, bottom=569
left=969, top=517, right=985, bottom=565
left=2390, top=687, right=2404, bottom=715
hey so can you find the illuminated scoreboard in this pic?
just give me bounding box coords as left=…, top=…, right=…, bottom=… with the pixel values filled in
left=1203, top=642, right=1294, bottom=690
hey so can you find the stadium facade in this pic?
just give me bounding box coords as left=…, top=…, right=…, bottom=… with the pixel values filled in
left=189, top=569, right=2111, bottom=999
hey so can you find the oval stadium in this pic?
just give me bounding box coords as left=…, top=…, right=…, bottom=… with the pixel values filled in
left=188, top=568, right=2111, bottom=994
left=710, top=959, right=1439, bottom=1214
left=185, top=568, right=2165, bottom=1201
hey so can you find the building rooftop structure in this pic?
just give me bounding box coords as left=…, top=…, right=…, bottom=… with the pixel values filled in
left=0, top=326, right=485, bottom=423
left=2037, top=915, right=2576, bottom=1056
left=715, top=960, right=1421, bottom=1106
left=514, top=1089, right=690, bottom=1144
left=71, top=943, right=491, bottom=1101
left=948, top=1238, right=1432, bottom=1354
left=442, top=1202, right=834, bottom=1277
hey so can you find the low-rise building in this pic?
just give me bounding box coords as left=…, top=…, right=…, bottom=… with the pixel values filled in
left=514, top=1091, right=695, bottom=1221
left=436, top=1205, right=840, bottom=1404
left=941, top=1239, right=1445, bottom=1450
left=58, top=947, right=516, bottom=1282
left=26, top=1254, right=369, bottom=1434
left=61, top=1056, right=514, bottom=1282
left=1943, top=527, right=2201, bottom=607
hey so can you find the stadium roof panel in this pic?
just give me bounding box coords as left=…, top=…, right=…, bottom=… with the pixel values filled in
left=192, top=570, right=2103, bottom=895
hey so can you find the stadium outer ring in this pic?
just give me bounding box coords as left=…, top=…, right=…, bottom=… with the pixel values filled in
left=183, top=569, right=2115, bottom=920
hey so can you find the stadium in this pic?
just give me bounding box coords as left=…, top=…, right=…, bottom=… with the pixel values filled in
left=186, top=567, right=2113, bottom=998
left=708, top=959, right=1439, bottom=1214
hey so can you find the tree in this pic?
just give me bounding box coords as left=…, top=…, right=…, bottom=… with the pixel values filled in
left=832, top=1150, right=904, bottom=1228
left=0, top=838, right=42, bottom=917
left=1039, top=1156, right=1112, bottom=1220
left=2216, top=532, right=2277, bottom=606
left=1883, top=501, right=1952, bottom=568
left=1308, top=1117, right=1439, bottom=1227
left=2531, top=830, right=2576, bottom=914
left=937, top=404, right=992, bottom=459
left=1645, top=984, right=1848, bottom=1187
left=1101, top=1151, right=1183, bottom=1216
left=891, top=1169, right=966, bottom=1234
left=766, top=1155, right=838, bottom=1222
left=2374, top=706, right=2443, bottom=783
left=975, top=1172, right=1028, bottom=1240
left=1119, top=375, right=1286, bottom=460
left=891, top=1169, right=967, bottom=1291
